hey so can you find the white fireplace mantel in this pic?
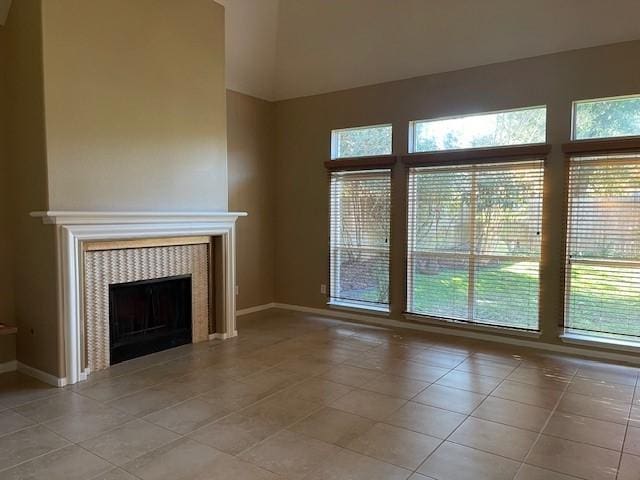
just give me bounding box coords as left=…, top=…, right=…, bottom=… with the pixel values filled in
left=31, top=210, right=247, bottom=385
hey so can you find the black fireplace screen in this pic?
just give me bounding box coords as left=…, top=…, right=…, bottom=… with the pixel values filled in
left=109, top=274, right=192, bottom=365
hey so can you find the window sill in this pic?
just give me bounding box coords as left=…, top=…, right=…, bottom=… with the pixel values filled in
left=560, top=332, right=640, bottom=354
left=327, top=300, right=390, bottom=316
left=404, top=313, right=541, bottom=339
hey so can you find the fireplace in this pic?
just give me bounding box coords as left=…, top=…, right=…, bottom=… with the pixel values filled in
left=109, top=275, right=193, bottom=365
left=30, top=210, right=246, bottom=385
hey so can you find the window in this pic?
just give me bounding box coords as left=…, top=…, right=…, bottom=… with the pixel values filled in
left=564, top=153, right=640, bottom=340
left=330, top=169, right=391, bottom=311
left=407, top=160, right=544, bottom=330
left=331, top=124, right=392, bottom=159
left=573, top=95, right=640, bottom=140
left=410, top=107, right=546, bottom=153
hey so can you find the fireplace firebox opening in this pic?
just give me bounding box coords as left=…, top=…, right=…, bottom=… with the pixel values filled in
left=108, top=274, right=192, bottom=365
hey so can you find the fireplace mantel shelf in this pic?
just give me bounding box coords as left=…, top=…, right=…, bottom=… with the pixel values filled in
left=31, top=211, right=247, bottom=225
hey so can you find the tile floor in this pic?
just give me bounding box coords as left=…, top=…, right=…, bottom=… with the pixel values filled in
left=0, top=308, right=639, bottom=479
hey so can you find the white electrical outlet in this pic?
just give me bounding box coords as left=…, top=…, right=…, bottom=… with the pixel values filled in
left=320, top=284, right=326, bottom=294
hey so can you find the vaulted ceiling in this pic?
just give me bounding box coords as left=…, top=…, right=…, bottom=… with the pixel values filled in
left=221, top=0, right=640, bottom=101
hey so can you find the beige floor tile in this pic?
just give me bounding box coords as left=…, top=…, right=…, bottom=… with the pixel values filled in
left=450, top=417, right=538, bottom=461
left=275, top=355, right=334, bottom=376
left=630, top=404, right=640, bottom=428
left=241, top=391, right=323, bottom=427
left=472, top=396, right=552, bottom=432
left=386, top=401, right=466, bottom=439
left=454, top=359, right=516, bottom=379
left=92, top=468, right=140, bottom=480
left=556, top=392, right=631, bottom=424
left=0, top=373, right=61, bottom=409
left=515, top=464, right=582, bottom=480
left=239, top=429, right=339, bottom=479
left=470, top=352, right=522, bottom=367
left=123, top=438, right=223, bottom=480
left=212, top=357, right=273, bottom=380
left=319, top=364, right=381, bottom=387
left=330, top=389, right=406, bottom=421
left=161, top=370, right=232, bottom=395
left=43, top=404, right=132, bottom=442
left=341, top=353, right=390, bottom=371
left=520, top=355, right=581, bottom=374
left=0, top=424, right=69, bottom=471
left=418, top=441, right=521, bottom=480
left=282, top=378, right=353, bottom=404
left=543, top=411, right=626, bottom=451
left=408, top=350, right=468, bottom=369
left=80, top=419, right=180, bottom=466
left=436, top=370, right=502, bottom=394
left=13, top=391, right=104, bottom=423
left=78, top=372, right=157, bottom=402
left=238, top=367, right=306, bottom=394
left=360, top=374, right=429, bottom=399
left=566, top=378, right=634, bottom=403
left=144, top=398, right=231, bottom=434
left=623, top=426, right=640, bottom=455
left=107, top=385, right=193, bottom=417
left=0, top=409, right=34, bottom=436
left=413, top=383, right=486, bottom=414
left=198, top=379, right=278, bottom=411
left=526, top=435, right=620, bottom=480
left=305, top=448, right=412, bottom=480
left=346, top=422, right=440, bottom=470
left=196, top=452, right=281, bottom=479
left=507, top=367, right=572, bottom=391
left=617, top=453, right=640, bottom=480
left=576, top=364, right=638, bottom=386
left=289, top=407, right=375, bottom=447
left=491, top=380, right=563, bottom=409
left=382, top=360, right=451, bottom=383
left=0, top=445, right=112, bottom=480
left=188, top=412, right=280, bottom=455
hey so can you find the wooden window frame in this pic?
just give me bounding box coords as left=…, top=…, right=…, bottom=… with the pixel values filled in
left=324, top=155, right=397, bottom=172
left=562, top=137, right=640, bottom=156
left=402, top=144, right=551, bottom=167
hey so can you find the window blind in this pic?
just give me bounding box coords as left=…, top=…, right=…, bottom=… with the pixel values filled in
left=329, top=169, right=391, bottom=310
left=565, top=153, right=640, bottom=339
left=407, top=160, right=544, bottom=330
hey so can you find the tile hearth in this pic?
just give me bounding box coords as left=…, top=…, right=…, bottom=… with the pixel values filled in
left=0, top=308, right=639, bottom=479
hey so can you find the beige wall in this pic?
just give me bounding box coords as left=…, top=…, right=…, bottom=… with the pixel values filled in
left=227, top=90, right=276, bottom=309
left=4, top=0, right=59, bottom=374
left=41, top=0, right=228, bottom=212
left=0, top=23, right=15, bottom=364
left=274, top=40, right=640, bottom=353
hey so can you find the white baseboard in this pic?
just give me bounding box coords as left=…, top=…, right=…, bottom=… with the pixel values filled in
left=209, top=330, right=238, bottom=341
left=236, top=303, right=277, bottom=316
left=17, top=362, right=67, bottom=387
left=0, top=360, right=17, bottom=374
left=272, top=303, right=640, bottom=366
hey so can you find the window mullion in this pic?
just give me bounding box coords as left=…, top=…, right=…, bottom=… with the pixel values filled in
left=467, top=167, right=478, bottom=321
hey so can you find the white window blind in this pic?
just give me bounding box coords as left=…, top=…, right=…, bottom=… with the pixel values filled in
left=330, top=169, right=391, bottom=311
left=407, top=160, right=544, bottom=330
left=565, top=153, right=640, bottom=339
